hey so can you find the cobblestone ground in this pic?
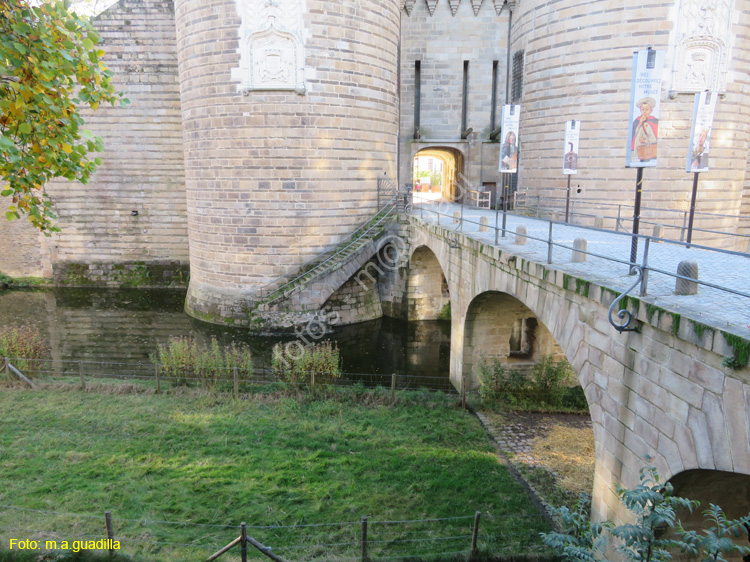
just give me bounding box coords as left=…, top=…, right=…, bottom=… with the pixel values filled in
left=476, top=410, right=593, bottom=505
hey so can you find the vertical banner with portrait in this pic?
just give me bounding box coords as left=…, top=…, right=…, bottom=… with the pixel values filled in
left=625, top=48, right=664, bottom=168
left=563, top=120, right=580, bottom=174
left=686, top=91, right=717, bottom=173
left=499, top=104, right=521, bottom=173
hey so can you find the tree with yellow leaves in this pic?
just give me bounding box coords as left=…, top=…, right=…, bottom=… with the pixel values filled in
left=0, top=0, right=127, bottom=233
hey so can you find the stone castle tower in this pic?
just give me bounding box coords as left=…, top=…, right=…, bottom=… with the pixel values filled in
left=1, top=0, right=749, bottom=327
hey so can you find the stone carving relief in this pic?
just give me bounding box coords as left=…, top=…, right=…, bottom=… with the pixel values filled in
left=403, top=0, right=508, bottom=16
left=671, top=0, right=734, bottom=93
left=234, top=0, right=306, bottom=93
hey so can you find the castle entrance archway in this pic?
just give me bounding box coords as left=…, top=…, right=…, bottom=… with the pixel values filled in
left=413, top=147, right=464, bottom=202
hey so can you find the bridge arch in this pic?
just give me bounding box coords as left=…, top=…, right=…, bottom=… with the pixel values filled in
left=407, top=245, right=450, bottom=321
left=406, top=219, right=750, bottom=527
left=461, top=291, right=568, bottom=385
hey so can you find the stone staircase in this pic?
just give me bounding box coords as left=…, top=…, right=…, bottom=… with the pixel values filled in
left=255, top=202, right=399, bottom=315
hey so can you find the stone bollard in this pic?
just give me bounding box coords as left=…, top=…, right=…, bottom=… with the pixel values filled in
left=515, top=226, right=527, bottom=245
left=572, top=238, right=587, bottom=262
left=594, top=216, right=604, bottom=229
left=652, top=224, right=664, bottom=242
left=675, top=260, right=699, bottom=295
left=453, top=211, right=460, bottom=224
left=479, top=216, right=489, bottom=232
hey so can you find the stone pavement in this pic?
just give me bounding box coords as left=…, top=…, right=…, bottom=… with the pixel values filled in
left=413, top=198, right=750, bottom=335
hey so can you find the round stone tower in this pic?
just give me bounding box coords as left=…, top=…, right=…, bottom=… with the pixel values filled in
left=511, top=0, right=750, bottom=250
left=174, top=0, right=400, bottom=324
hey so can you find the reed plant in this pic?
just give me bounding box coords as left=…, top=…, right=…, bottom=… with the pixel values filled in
left=272, top=340, right=342, bottom=393
left=151, top=336, right=252, bottom=386
left=0, top=325, right=48, bottom=373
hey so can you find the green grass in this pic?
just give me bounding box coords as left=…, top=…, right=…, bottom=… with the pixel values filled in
left=0, top=389, right=550, bottom=562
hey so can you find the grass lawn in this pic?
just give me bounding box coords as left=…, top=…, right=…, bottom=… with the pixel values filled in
left=0, top=388, right=551, bottom=561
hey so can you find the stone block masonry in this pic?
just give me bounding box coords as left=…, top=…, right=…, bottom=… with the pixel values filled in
left=0, top=0, right=191, bottom=283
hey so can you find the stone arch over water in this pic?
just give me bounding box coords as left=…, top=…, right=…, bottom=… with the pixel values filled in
left=407, top=245, right=450, bottom=321
left=461, top=291, right=567, bottom=386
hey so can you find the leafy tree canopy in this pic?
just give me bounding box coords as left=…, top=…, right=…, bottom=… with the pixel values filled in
left=0, top=0, right=127, bottom=233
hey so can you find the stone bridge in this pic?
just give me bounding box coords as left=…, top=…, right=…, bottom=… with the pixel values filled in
left=396, top=215, right=750, bottom=526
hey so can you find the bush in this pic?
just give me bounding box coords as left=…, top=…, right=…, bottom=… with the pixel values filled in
left=151, top=336, right=252, bottom=386
left=272, top=340, right=342, bottom=393
left=476, top=354, right=585, bottom=411
left=0, top=324, right=48, bottom=373
left=530, top=355, right=573, bottom=407
left=542, top=458, right=750, bottom=562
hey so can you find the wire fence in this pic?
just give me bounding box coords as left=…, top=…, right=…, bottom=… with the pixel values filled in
left=1, top=357, right=458, bottom=394
left=0, top=504, right=551, bottom=562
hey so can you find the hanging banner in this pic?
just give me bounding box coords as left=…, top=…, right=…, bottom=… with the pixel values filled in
left=563, top=120, right=580, bottom=175
left=626, top=48, right=664, bottom=168
left=686, top=91, right=717, bottom=173
left=499, top=104, right=521, bottom=173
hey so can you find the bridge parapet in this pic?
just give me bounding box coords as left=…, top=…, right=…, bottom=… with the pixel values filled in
left=406, top=215, right=750, bottom=527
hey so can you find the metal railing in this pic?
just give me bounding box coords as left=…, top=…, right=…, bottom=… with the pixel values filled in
left=518, top=195, right=750, bottom=247
left=411, top=194, right=750, bottom=329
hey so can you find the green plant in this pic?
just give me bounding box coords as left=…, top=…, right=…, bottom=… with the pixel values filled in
left=530, top=355, right=573, bottom=408
left=272, top=340, right=342, bottom=393
left=721, top=332, right=750, bottom=370
left=677, top=504, right=750, bottom=562
left=541, top=493, right=609, bottom=562
left=541, top=458, right=750, bottom=562
left=476, top=355, right=582, bottom=411
left=437, top=301, right=451, bottom=320
left=0, top=324, right=48, bottom=373
left=151, top=336, right=252, bottom=386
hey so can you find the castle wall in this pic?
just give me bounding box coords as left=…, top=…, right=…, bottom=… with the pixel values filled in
left=512, top=0, right=750, bottom=251
left=0, top=199, right=49, bottom=278
left=176, top=0, right=400, bottom=324
left=399, top=0, right=509, bottom=194
left=19, top=0, right=190, bottom=284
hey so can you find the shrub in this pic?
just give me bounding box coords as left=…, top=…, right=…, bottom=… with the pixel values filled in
left=542, top=458, right=750, bottom=562
left=530, top=355, right=573, bottom=407
left=152, top=336, right=252, bottom=386
left=0, top=324, right=48, bottom=373
left=272, top=340, right=342, bottom=393
left=476, top=354, right=584, bottom=411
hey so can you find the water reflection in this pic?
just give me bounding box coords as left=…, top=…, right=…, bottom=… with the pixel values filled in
left=0, top=288, right=451, bottom=389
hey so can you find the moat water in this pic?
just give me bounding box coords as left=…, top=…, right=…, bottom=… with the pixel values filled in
left=0, top=288, right=452, bottom=389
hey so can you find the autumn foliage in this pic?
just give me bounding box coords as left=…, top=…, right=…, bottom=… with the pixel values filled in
left=0, top=0, right=127, bottom=232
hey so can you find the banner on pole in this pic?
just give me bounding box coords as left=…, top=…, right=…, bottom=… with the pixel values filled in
left=626, top=48, right=664, bottom=168
left=499, top=105, right=520, bottom=173
left=686, top=91, right=717, bottom=173
left=563, top=120, right=580, bottom=175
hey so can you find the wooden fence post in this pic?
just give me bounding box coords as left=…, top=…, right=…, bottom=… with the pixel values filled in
left=391, top=373, right=396, bottom=402
left=104, top=511, right=114, bottom=553
left=79, top=361, right=86, bottom=391
left=155, top=364, right=161, bottom=394
left=241, top=522, right=247, bottom=562
left=471, top=510, right=481, bottom=556
left=361, top=516, right=368, bottom=562
left=233, top=367, right=239, bottom=400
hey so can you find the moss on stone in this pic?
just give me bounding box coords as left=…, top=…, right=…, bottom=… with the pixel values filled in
left=721, top=331, right=750, bottom=370
left=671, top=312, right=681, bottom=337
